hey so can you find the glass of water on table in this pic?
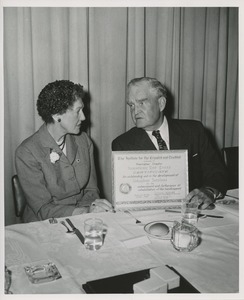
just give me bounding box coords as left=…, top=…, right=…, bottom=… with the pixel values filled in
left=181, top=197, right=199, bottom=225
left=84, top=218, right=104, bottom=251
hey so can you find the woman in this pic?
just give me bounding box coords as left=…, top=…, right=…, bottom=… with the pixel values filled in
left=15, top=80, right=113, bottom=222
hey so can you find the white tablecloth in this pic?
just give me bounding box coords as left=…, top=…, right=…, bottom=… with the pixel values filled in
left=5, top=190, right=239, bottom=294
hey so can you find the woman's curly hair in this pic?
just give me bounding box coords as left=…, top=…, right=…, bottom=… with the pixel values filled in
left=37, top=80, right=84, bottom=123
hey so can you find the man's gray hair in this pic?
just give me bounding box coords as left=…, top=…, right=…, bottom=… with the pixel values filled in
left=127, top=77, right=167, bottom=99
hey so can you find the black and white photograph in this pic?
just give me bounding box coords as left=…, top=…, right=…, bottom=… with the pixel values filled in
left=1, top=0, right=242, bottom=299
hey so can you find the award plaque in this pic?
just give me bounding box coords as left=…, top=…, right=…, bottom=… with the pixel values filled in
left=112, top=150, right=189, bottom=211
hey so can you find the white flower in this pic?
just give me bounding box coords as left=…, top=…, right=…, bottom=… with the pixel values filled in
left=50, top=150, right=60, bottom=164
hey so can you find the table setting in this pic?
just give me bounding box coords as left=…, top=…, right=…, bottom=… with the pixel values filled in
left=5, top=189, right=239, bottom=294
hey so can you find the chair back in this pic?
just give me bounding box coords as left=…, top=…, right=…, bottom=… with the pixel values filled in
left=12, top=175, right=26, bottom=218
left=221, top=146, right=239, bottom=189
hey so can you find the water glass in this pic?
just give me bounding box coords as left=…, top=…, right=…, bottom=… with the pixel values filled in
left=84, top=218, right=103, bottom=251
left=171, top=221, right=199, bottom=252
left=181, top=198, right=199, bottom=225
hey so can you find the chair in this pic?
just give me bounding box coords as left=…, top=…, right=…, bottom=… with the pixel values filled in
left=221, top=146, right=239, bottom=189
left=12, top=175, right=26, bottom=218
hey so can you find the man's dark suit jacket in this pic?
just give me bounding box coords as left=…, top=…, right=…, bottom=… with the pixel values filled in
left=112, top=118, right=227, bottom=194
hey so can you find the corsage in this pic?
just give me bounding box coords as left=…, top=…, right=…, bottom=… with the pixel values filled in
left=50, top=149, right=60, bottom=164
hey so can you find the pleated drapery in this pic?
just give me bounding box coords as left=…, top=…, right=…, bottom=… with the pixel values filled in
left=4, top=7, right=238, bottom=225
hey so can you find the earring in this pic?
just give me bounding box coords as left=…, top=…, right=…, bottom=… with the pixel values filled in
left=58, top=118, right=61, bottom=122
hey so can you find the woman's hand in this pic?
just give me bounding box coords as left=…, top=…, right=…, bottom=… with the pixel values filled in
left=72, top=206, right=90, bottom=215
left=89, top=199, right=114, bottom=213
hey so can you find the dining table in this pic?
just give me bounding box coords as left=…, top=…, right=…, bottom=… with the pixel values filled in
left=4, top=189, right=239, bottom=295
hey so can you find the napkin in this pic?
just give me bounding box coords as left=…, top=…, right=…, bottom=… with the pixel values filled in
left=122, top=235, right=151, bottom=248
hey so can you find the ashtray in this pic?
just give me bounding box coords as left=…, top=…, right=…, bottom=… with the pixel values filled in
left=24, top=262, right=62, bottom=284
left=144, top=220, right=174, bottom=240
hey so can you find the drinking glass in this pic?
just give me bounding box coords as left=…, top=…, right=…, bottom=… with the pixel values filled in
left=181, top=198, right=199, bottom=225
left=84, top=218, right=103, bottom=251
left=171, top=221, right=199, bottom=252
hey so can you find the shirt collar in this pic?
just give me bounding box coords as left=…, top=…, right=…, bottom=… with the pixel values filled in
left=146, top=116, right=170, bottom=149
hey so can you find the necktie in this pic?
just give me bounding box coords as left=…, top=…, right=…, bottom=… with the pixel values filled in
left=152, top=130, right=168, bottom=150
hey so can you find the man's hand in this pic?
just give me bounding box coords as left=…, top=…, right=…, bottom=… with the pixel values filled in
left=89, top=199, right=114, bottom=213
left=185, top=187, right=216, bottom=209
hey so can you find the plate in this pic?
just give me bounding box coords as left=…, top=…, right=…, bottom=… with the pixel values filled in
left=144, top=220, right=174, bottom=240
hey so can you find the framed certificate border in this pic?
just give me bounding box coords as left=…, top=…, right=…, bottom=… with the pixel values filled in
left=112, top=150, right=189, bottom=211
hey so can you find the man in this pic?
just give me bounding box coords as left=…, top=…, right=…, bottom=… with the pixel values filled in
left=112, top=77, right=227, bottom=209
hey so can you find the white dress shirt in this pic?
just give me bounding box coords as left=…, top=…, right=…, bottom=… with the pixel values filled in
left=146, top=116, right=170, bottom=150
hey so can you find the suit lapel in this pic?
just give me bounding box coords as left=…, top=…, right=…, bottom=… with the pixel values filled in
left=66, top=134, right=78, bottom=164
left=130, top=120, right=190, bottom=151
left=168, top=118, right=189, bottom=150
left=37, top=124, right=75, bottom=164
left=38, top=124, right=62, bottom=158
left=133, top=128, right=156, bottom=150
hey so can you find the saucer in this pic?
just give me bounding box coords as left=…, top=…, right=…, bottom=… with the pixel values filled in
left=144, top=220, right=174, bottom=240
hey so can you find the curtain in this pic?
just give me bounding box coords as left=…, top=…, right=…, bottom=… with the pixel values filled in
left=4, top=7, right=238, bottom=225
